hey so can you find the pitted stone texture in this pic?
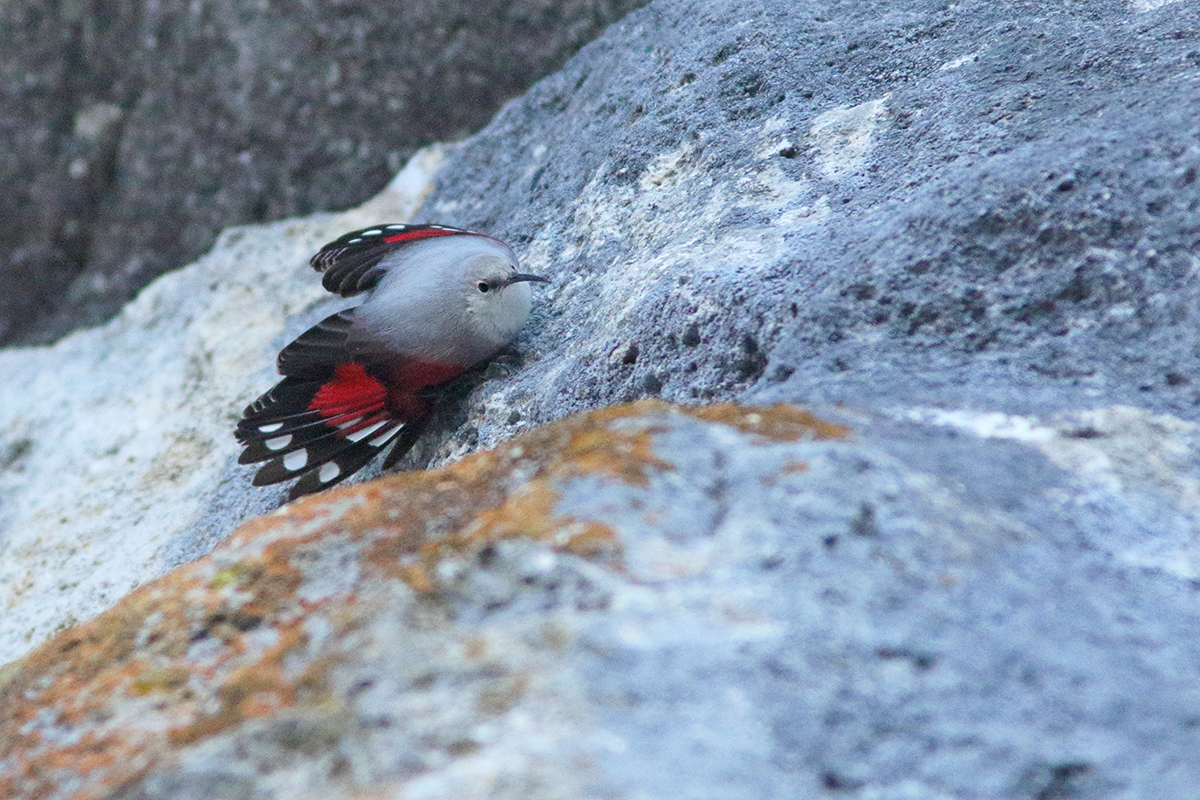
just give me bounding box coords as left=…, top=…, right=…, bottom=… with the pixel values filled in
left=412, top=0, right=1200, bottom=447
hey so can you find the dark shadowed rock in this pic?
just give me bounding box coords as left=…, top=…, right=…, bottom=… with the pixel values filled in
left=0, top=0, right=647, bottom=345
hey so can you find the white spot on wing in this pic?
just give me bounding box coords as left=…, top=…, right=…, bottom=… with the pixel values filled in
left=319, top=462, right=340, bottom=483
left=265, top=434, right=292, bottom=451
left=346, top=419, right=388, bottom=442
left=284, top=450, right=308, bottom=471
left=258, top=422, right=283, bottom=433
left=369, top=427, right=401, bottom=447
left=361, top=229, right=381, bottom=236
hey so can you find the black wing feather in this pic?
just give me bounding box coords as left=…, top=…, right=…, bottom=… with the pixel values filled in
left=309, top=224, right=469, bottom=298
left=276, top=311, right=354, bottom=378
left=286, top=432, right=403, bottom=499
left=237, top=407, right=389, bottom=464
left=240, top=377, right=330, bottom=423
left=380, top=415, right=431, bottom=470
left=274, top=310, right=400, bottom=379
left=252, top=420, right=401, bottom=489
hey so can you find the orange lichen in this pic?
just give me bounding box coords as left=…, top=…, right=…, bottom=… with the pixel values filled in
left=561, top=523, right=622, bottom=559
left=685, top=403, right=851, bottom=442
left=476, top=670, right=531, bottom=716
left=362, top=473, right=621, bottom=594
left=127, top=665, right=191, bottom=697
left=168, top=622, right=306, bottom=745
left=558, top=425, right=672, bottom=485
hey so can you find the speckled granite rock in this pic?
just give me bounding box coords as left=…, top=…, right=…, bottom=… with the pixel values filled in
left=422, top=0, right=1200, bottom=422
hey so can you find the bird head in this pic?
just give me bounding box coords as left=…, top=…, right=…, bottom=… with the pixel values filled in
left=461, top=252, right=549, bottom=345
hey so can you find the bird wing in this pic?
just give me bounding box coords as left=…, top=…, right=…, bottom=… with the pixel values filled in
left=273, top=309, right=398, bottom=379
left=237, top=309, right=461, bottom=499
left=309, top=223, right=470, bottom=297
left=237, top=311, right=403, bottom=497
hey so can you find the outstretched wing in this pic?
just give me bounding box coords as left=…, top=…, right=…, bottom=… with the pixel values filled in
left=238, top=311, right=417, bottom=499
left=309, top=223, right=469, bottom=297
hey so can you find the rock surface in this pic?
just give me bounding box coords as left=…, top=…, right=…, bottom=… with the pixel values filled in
left=3, top=0, right=1200, bottom=796
left=423, top=0, right=1200, bottom=422
left=3, top=402, right=1200, bottom=799
left=0, top=0, right=647, bottom=345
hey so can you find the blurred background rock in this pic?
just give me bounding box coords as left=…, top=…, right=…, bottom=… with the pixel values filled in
left=0, top=0, right=646, bottom=345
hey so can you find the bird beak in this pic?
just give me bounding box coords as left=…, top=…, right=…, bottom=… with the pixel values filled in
left=507, top=273, right=551, bottom=285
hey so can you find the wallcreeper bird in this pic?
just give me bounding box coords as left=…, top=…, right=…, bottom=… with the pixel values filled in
left=236, top=224, right=548, bottom=499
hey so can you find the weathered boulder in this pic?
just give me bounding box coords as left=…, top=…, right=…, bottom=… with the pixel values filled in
left=3, top=402, right=1200, bottom=798
left=422, top=0, right=1200, bottom=421
left=3, top=0, right=1200, bottom=796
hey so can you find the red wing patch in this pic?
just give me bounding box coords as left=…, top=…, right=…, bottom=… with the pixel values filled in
left=237, top=358, right=464, bottom=498
left=383, top=228, right=458, bottom=244
left=397, top=359, right=464, bottom=390
left=309, top=362, right=387, bottom=418
left=237, top=365, right=406, bottom=497
left=386, top=360, right=465, bottom=418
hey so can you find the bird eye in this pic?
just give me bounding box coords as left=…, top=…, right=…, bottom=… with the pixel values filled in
left=477, top=281, right=490, bottom=293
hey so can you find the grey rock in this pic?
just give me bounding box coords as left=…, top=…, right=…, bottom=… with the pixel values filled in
left=6, top=404, right=1200, bottom=799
